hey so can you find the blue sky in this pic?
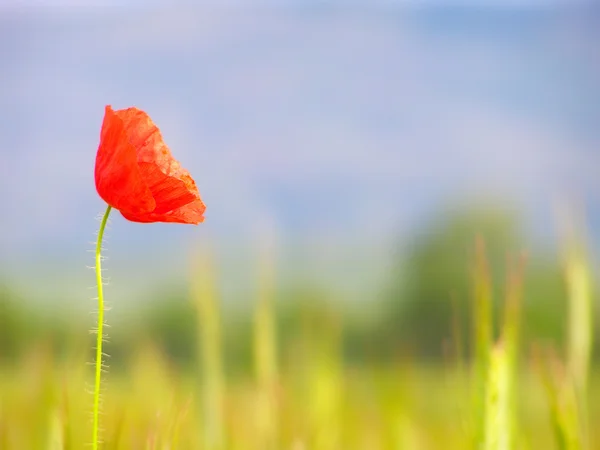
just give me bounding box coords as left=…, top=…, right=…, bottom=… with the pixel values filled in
left=0, top=3, right=599, bottom=305
left=1, top=0, right=592, bottom=9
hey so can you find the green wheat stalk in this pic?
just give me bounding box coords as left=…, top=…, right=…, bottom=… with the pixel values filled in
left=554, top=203, right=593, bottom=449
left=471, top=236, right=493, bottom=448
left=483, top=254, right=525, bottom=450
left=254, top=240, right=279, bottom=450
left=191, top=249, right=224, bottom=450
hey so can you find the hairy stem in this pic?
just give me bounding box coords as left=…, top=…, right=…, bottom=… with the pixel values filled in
left=93, top=204, right=112, bottom=450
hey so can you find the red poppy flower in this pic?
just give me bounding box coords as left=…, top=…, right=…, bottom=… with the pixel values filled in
left=95, top=105, right=206, bottom=224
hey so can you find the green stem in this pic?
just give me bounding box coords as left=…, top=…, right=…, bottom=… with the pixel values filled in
left=93, top=205, right=112, bottom=450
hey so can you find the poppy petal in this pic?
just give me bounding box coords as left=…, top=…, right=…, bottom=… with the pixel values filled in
left=137, top=162, right=198, bottom=214
left=95, top=106, right=156, bottom=215
left=112, top=108, right=202, bottom=214
left=121, top=198, right=206, bottom=224
left=95, top=105, right=206, bottom=225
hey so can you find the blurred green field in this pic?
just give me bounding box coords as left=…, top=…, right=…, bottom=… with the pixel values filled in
left=0, top=206, right=598, bottom=449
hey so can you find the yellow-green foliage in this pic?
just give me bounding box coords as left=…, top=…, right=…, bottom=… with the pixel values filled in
left=0, top=230, right=597, bottom=449
left=1, top=341, right=599, bottom=449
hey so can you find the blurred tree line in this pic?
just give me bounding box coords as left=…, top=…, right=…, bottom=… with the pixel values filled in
left=0, top=204, right=597, bottom=373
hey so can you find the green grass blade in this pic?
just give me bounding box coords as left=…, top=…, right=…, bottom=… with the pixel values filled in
left=191, top=249, right=225, bottom=450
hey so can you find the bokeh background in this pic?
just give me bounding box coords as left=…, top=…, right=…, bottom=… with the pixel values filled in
left=1, top=0, right=599, bottom=449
